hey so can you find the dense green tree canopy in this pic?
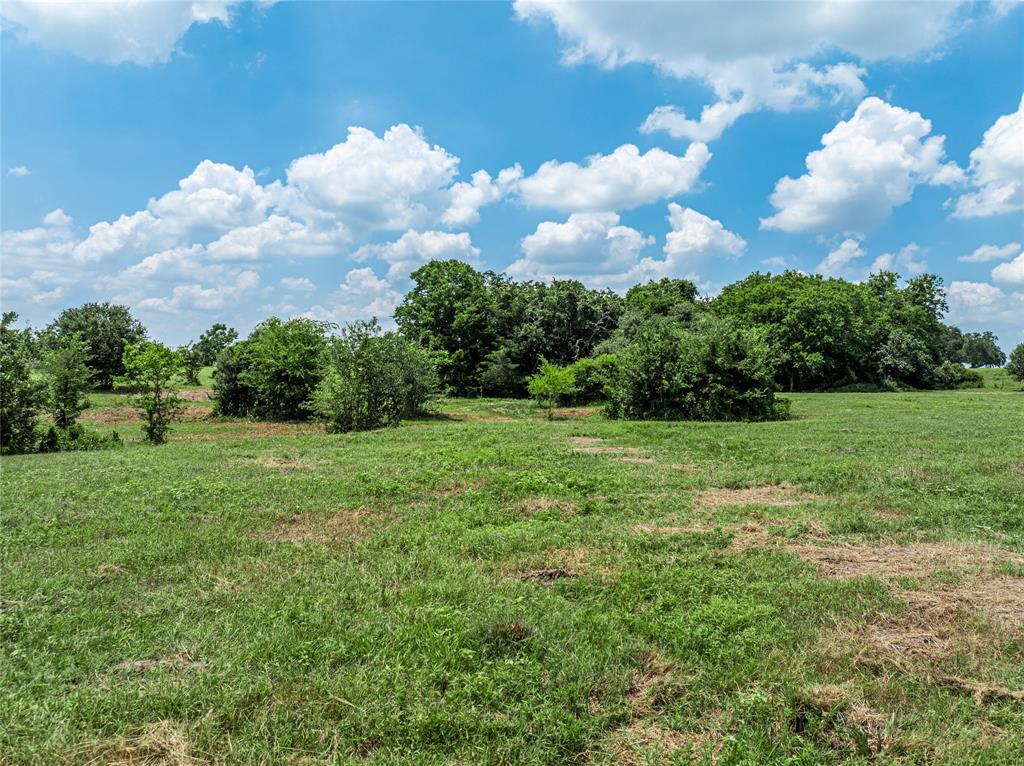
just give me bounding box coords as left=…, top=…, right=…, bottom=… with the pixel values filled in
left=46, top=302, right=146, bottom=388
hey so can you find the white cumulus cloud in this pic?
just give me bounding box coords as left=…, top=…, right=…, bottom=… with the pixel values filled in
left=761, top=97, right=963, bottom=235
left=354, top=229, right=480, bottom=281
left=958, top=242, right=1023, bottom=263
left=992, top=252, right=1024, bottom=284
left=518, top=142, right=709, bottom=212
left=516, top=1, right=970, bottom=140
left=7, top=165, right=30, bottom=177
left=0, top=1, right=241, bottom=65
left=950, top=94, right=1024, bottom=218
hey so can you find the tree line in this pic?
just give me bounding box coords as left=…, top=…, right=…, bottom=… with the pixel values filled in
left=2, top=265, right=1022, bottom=454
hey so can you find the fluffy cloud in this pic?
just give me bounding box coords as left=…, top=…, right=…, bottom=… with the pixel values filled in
left=814, top=238, right=866, bottom=278
left=2, top=124, right=508, bottom=333
left=946, top=280, right=1024, bottom=327
left=815, top=239, right=926, bottom=279
left=137, top=270, right=260, bottom=313
left=354, top=229, right=480, bottom=280
left=280, top=277, right=316, bottom=292
left=282, top=124, right=505, bottom=234
left=0, top=1, right=241, bottom=65
left=507, top=204, right=743, bottom=287
left=958, top=242, right=1022, bottom=263
left=8, top=165, right=30, bottom=177
left=761, top=98, right=963, bottom=235
left=507, top=212, right=654, bottom=282
left=869, top=243, right=927, bottom=277
left=992, top=252, right=1024, bottom=284
left=304, top=268, right=403, bottom=325
left=950, top=94, right=1024, bottom=218
left=516, top=1, right=967, bottom=140
left=518, top=142, right=709, bottom=212
left=444, top=166, right=524, bottom=227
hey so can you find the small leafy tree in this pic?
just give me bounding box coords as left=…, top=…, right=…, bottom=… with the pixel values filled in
left=567, top=354, right=618, bottom=403
left=311, top=319, right=437, bottom=433
left=41, top=332, right=93, bottom=428
left=118, top=341, right=184, bottom=444
left=0, top=312, right=45, bottom=454
left=527, top=358, right=576, bottom=419
left=194, top=323, right=238, bottom=366
left=177, top=343, right=203, bottom=386
left=1007, top=343, right=1024, bottom=382
left=239, top=317, right=329, bottom=420
left=47, top=302, right=146, bottom=388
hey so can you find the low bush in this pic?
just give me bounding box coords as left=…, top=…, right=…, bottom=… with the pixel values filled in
left=605, top=316, right=788, bottom=422
left=37, top=424, right=121, bottom=452
left=933, top=361, right=985, bottom=390
left=566, top=354, right=618, bottom=403
left=527, top=358, right=576, bottom=419
left=212, top=317, right=329, bottom=420
left=311, top=320, right=437, bottom=433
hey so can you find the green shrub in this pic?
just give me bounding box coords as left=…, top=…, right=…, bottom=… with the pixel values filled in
left=212, top=344, right=258, bottom=417
left=311, top=320, right=437, bottom=433
left=604, top=316, right=787, bottom=422
left=178, top=343, right=203, bottom=386
left=0, top=312, right=46, bottom=455
left=934, top=362, right=985, bottom=390
left=567, top=354, right=618, bottom=403
left=1008, top=343, right=1024, bottom=382
left=212, top=318, right=329, bottom=420
left=241, top=317, right=329, bottom=420
left=38, top=424, right=121, bottom=452
left=118, top=341, right=184, bottom=445
left=194, top=323, right=238, bottom=366
left=527, top=358, right=576, bottom=419
left=479, top=348, right=525, bottom=397
left=40, top=332, right=93, bottom=428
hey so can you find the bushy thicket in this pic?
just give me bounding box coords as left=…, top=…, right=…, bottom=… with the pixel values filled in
left=604, top=316, right=788, bottom=422
left=213, top=317, right=329, bottom=420
left=311, top=320, right=437, bottom=432
left=395, top=260, right=622, bottom=396
left=1005, top=343, right=1024, bottom=382
left=1, top=312, right=120, bottom=455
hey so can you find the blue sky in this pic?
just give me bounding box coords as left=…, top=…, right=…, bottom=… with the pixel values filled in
left=2, top=1, right=1022, bottom=348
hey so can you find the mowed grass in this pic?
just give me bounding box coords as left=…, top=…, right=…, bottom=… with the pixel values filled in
left=2, top=385, right=1023, bottom=764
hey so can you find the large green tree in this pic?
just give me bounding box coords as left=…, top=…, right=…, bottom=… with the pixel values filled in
left=194, top=323, right=238, bottom=366
left=0, top=313, right=46, bottom=454
left=46, top=302, right=146, bottom=388
left=395, top=260, right=496, bottom=394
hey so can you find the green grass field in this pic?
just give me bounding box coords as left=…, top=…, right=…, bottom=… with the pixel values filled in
left=2, top=383, right=1023, bottom=764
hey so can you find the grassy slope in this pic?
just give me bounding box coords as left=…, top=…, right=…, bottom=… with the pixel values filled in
left=2, top=387, right=1023, bottom=764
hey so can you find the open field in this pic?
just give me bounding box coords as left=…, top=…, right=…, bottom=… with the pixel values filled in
left=2, top=385, right=1023, bottom=764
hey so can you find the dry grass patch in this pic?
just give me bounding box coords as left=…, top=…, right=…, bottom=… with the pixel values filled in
left=600, top=722, right=712, bottom=766
left=428, top=479, right=485, bottom=497
left=116, top=652, right=205, bottom=674
left=553, top=408, right=592, bottom=418
left=618, top=456, right=656, bottom=464
left=177, top=390, right=209, bottom=402
left=694, top=484, right=823, bottom=511
left=518, top=497, right=576, bottom=517
left=793, top=685, right=897, bottom=758
left=263, top=508, right=373, bottom=545
left=789, top=541, right=1021, bottom=583
left=70, top=720, right=206, bottom=765
left=507, top=546, right=613, bottom=581
left=569, top=436, right=645, bottom=456
left=631, top=519, right=828, bottom=551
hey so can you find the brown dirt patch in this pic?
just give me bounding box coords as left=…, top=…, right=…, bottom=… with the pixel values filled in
left=263, top=509, right=371, bottom=545
left=116, top=652, right=205, bottom=674
left=71, top=720, right=206, bottom=765
left=79, top=407, right=139, bottom=425
left=177, top=389, right=210, bottom=402
left=694, top=484, right=823, bottom=510
left=618, top=456, right=656, bottom=464
left=1011, top=463, right=1024, bottom=474
left=624, top=651, right=674, bottom=718
left=553, top=408, right=592, bottom=418
left=519, top=497, right=576, bottom=516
